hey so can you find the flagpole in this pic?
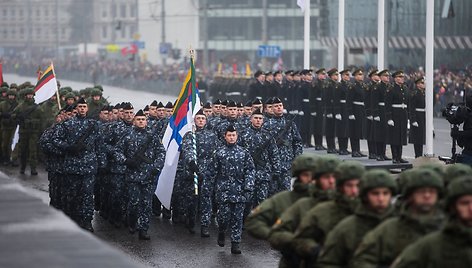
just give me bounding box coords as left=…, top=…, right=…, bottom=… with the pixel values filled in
left=189, top=48, right=199, bottom=196
left=51, top=62, right=62, bottom=110
left=303, top=0, right=310, bottom=69
left=338, top=0, right=345, bottom=72
left=425, top=0, right=434, bottom=157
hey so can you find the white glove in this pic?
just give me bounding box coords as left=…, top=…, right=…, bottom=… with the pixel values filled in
left=299, top=111, right=305, bottom=116
left=388, top=120, right=394, bottom=126
left=374, top=116, right=380, bottom=122
left=412, top=121, right=419, bottom=127
left=335, top=114, right=342, bottom=120
left=349, top=115, right=355, bottom=120
left=326, top=113, right=333, bottom=118
left=367, top=115, right=373, bottom=120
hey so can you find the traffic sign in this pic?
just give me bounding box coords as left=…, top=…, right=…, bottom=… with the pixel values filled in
left=257, top=45, right=282, bottom=58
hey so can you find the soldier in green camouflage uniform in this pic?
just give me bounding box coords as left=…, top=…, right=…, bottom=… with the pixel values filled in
left=12, top=88, right=44, bottom=175
left=268, top=156, right=340, bottom=267
left=352, top=168, right=445, bottom=268
left=316, top=169, right=397, bottom=267
left=391, top=176, right=472, bottom=268
left=291, top=161, right=365, bottom=267
left=245, top=153, right=317, bottom=240
left=0, top=90, right=19, bottom=165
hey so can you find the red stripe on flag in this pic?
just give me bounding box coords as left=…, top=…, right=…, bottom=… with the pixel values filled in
left=35, top=72, right=55, bottom=92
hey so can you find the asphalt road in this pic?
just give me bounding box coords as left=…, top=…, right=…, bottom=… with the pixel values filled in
left=1, top=74, right=455, bottom=267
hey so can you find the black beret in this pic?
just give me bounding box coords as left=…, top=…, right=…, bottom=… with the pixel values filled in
left=272, top=97, right=282, bottom=104
left=113, top=103, right=121, bottom=109
left=226, top=100, right=237, bottom=107
left=252, top=99, right=263, bottom=105
left=77, top=98, right=87, bottom=104
left=144, top=105, right=150, bottom=112
left=195, top=109, right=205, bottom=116
left=65, top=105, right=74, bottom=112
left=203, top=102, right=212, bottom=109
left=150, top=100, right=158, bottom=106
left=100, top=105, right=109, bottom=112
left=107, top=105, right=114, bottom=112
left=237, top=102, right=244, bottom=108
left=244, top=100, right=253, bottom=107
left=265, top=98, right=274, bottom=105
left=252, top=109, right=263, bottom=116
left=156, top=101, right=164, bottom=108
left=265, top=71, right=273, bottom=76
left=221, top=100, right=228, bottom=106
left=165, top=101, right=173, bottom=109
left=213, top=99, right=222, bottom=105
left=135, top=109, right=145, bottom=117
left=274, top=70, right=282, bottom=76
left=122, top=102, right=134, bottom=110
left=226, top=125, right=237, bottom=132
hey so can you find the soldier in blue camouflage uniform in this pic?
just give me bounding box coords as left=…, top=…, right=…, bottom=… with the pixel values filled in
left=146, top=100, right=159, bottom=128
left=263, top=98, right=303, bottom=194
left=39, top=111, right=66, bottom=209
left=239, top=109, right=281, bottom=211
left=206, top=99, right=222, bottom=131
left=207, top=125, right=255, bottom=254
left=104, top=102, right=135, bottom=227
left=214, top=100, right=242, bottom=140
left=114, top=109, right=165, bottom=240
left=51, top=98, right=102, bottom=232
left=181, top=109, right=220, bottom=236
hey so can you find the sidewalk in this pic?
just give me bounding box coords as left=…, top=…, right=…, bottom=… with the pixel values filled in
left=0, top=172, right=144, bottom=268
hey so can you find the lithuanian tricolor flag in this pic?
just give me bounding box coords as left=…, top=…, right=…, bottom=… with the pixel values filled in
left=155, top=56, right=201, bottom=209
left=34, top=63, right=58, bottom=104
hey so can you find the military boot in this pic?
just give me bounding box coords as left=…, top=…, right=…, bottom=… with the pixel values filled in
left=231, top=242, right=241, bottom=254
left=138, top=230, right=150, bottom=240
left=201, top=226, right=210, bottom=238
left=217, top=230, right=225, bottom=247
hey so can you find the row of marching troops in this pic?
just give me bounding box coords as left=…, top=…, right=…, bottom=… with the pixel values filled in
left=245, top=152, right=472, bottom=267
left=211, top=67, right=427, bottom=162
left=9, top=81, right=306, bottom=254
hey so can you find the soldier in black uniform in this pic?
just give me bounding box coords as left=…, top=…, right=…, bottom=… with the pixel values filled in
left=335, top=69, right=351, bottom=155
left=386, top=70, right=409, bottom=163
left=409, top=77, right=426, bottom=158
left=248, top=71, right=265, bottom=101
left=325, top=68, right=339, bottom=153
left=347, top=69, right=367, bottom=157
left=372, top=70, right=392, bottom=161
left=366, top=69, right=380, bottom=159
left=282, top=70, right=294, bottom=105
left=311, top=68, right=327, bottom=150
left=264, top=72, right=274, bottom=100
left=273, top=71, right=284, bottom=98
left=300, top=70, right=313, bottom=146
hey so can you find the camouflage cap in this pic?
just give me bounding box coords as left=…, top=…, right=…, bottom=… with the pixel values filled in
left=334, top=161, right=366, bottom=186
left=313, top=155, right=341, bottom=178
left=291, top=153, right=318, bottom=177
left=444, top=163, right=472, bottom=186
left=360, top=169, right=397, bottom=197
left=402, top=168, right=444, bottom=197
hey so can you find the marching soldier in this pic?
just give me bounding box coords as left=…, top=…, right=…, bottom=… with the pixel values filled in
left=207, top=125, right=255, bottom=254
left=0, top=90, right=19, bottom=165
left=12, top=88, right=44, bottom=175
left=373, top=70, right=392, bottom=161
left=115, top=109, right=165, bottom=240
left=335, top=69, right=351, bottom=155
left=353, top=168, right=445, bottom=267
left=263, top=98, right=303, bottom=194
left=325, top=68, right=339, bottom=153
left=245, top=153, right=317, bottom=241
left=386, top=70, right=409, bottom=164
left=317, top=169, right=397, bottom=267
left=311, top=68, right=327, bottom=150
left=51, top=98, right=102, bottom=232
left=409, top=77, right=427, bottom=158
